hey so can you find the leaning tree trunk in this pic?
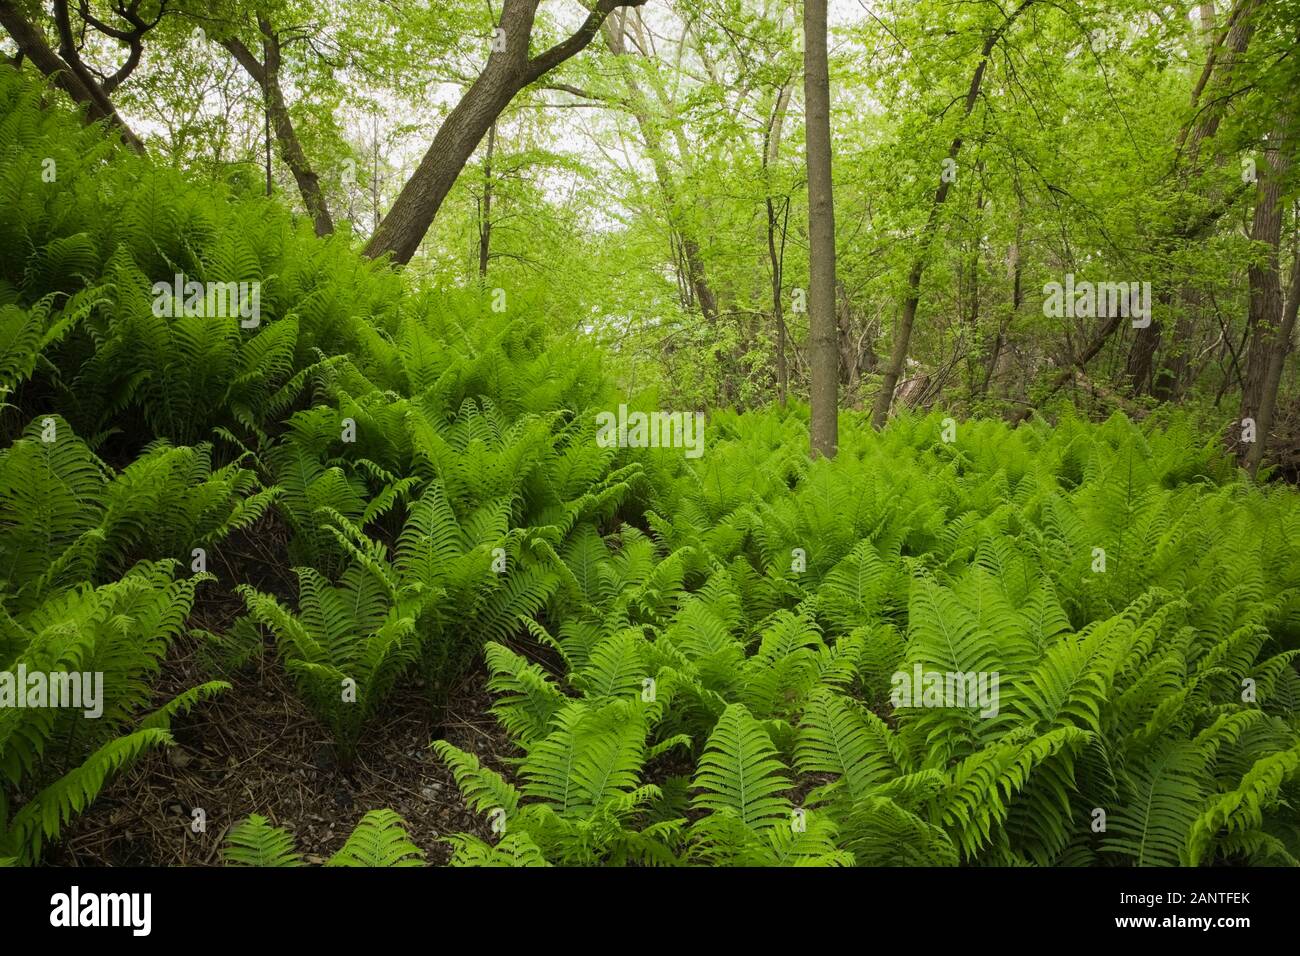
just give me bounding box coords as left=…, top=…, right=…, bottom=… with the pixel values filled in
left=1126, top=0, right=1259, bottom=393
left=767, top=195, right=790, bottom=406
left=601, top=14, right=718, bottom=322
left=1147, top=0, right=1230, bottom=401
left=1009, top=315, right=1126, bottom=425
left=869, top=0, right=1034, bottom=428
left=804, top=0, right=838, bottom=458
left=363, top=58, right=517, bottom=263
left=0, top=0, right=144, bottom=151
left=764, top=79, right=794, bottom=407
left=964, top=178, right=985, bottom=394
left=223, top=19, right=334, bottom=237
left=1012, top=180, right=1251, bottom=426
left=478, top=120, right=496, bottom=278
left=981, top=197, right=1024, bottom=398
left=364, top=0, right=645, bottom=265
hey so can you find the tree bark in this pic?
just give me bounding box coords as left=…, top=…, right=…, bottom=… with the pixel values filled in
left=1181, top=0, right=1259, bottom=169
left=1246, top=250, right=1300, bottom=476
left=981, top=200, right=1024, bottom=398
left=601, top=12, right=718, bottom=321
left=364, top=0, right=646, bottom=265
left=1010, top=314, right=1125, bottom=425
left=1151, top=285, right=1200, bottom=401
left=964, top=175, right=984, bottom=393
left=764, top=80, right=793, bottom=407
left=1240, top=116, right=1293, bottom=457
left=1015, top=178, right=1251, bottom=424
left=804, top=0, right=837, bottom=458
left=631, top=13, right=721, bottom=321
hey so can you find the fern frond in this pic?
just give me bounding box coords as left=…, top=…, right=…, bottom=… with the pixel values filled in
left=327, top=810, right=425, bottom=867
left=223, top=815, right=305, bottom=867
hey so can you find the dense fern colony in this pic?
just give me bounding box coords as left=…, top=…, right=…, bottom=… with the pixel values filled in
left=1, top=69, right=1297, bottom=866
left=435, top=412, right=1300, bottom=865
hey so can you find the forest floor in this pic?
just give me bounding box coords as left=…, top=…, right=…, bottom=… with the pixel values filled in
left=48, top=515, right=508, bottom=867
left=42, top=407, right=1300, bottom=868
left=51, top=642, right=503, bottom=866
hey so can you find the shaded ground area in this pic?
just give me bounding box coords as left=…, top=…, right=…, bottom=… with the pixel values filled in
left=51, top=516, right=514, bottom=867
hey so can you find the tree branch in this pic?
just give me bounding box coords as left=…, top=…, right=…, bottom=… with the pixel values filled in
left=0, top=0, right=143, bottom=150
left=523, top=0, right=647, bottom=86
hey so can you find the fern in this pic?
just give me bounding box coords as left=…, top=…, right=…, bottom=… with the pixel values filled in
left=223, top=815, right=305, bottom=867
left=327, top=810, right=425, bottom=867
left=691, top=704, right=791, bottom=832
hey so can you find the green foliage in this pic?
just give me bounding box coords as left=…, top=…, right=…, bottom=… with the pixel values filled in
left=438, top=410, right=1300, bottom=867
left=223, top=809, right=423, bottom=867
left=0, top=416, right=273, bottom=611
left=327, top=809, right=426, bottom=866
left=0, top=560, right=228, bottom=864
left=237, top=561, right=427, bottom=765
left=2, top=63, right=1298, bottom=871
left=2, top=62, right=632, bottom=774
left=222, top=815, right=306, bottom=867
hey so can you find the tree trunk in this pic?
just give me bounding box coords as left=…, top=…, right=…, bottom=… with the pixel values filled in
left=601, top=13, right=718, bottom=321
left=222, top=20, right=334, bottom=236
left=1181, top=0, right=1259, bottom=168
left=767, top=196, right=790, bottom=406
left=964, top=177, right=984, bottom=393
left=1246, top=251, right=1300, bottom=476
left=260, top=25, right=332, bottom=236
left=1151, top=286, right=1200, bottom=401
left=765, top=81, right=793, bottom=407
left=1010, top=314, right=1126, bottom=425
left=1240, top=116, right=1293, bottom=453
left=0, top=0, right=144, bottom=151
left=869, top=0, right=1033, bottom=428
left=982, top=205, right=1023, bottom=398
left=1127, top=0, right=1259, bottom=392
left=364, top=0, right=644, bottom=265
left=478, top=120, right=496, bottom=278
left=804, top=0, right=837, bottom=458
